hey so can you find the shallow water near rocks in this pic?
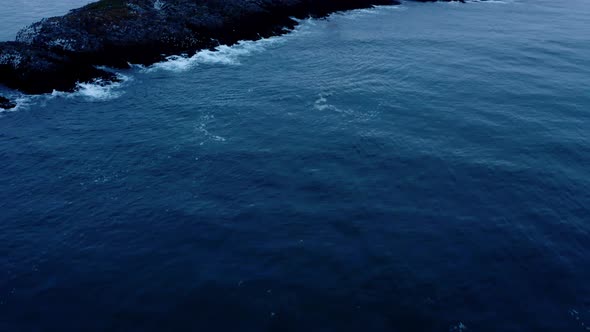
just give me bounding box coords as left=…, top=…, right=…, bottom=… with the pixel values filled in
left=1, top=0, right=590, bottom=331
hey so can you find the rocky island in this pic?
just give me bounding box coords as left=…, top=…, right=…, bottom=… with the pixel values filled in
left=0, top=0, right=460, bottom=109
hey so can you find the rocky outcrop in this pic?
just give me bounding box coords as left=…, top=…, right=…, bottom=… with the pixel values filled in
left=0, top=96, right=16, bottom=109
left=1, top=0, right=403, bottom=94
left=0, top=42, right=117, bottom=93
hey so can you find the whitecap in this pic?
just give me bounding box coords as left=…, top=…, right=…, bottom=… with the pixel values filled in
left=334, top=4, right=405, bottom=20
left=0, top=72, right=130, bottom=115
left=146, top=36, right=286, bottom=72
left=0, top=95, right=30, bottom=115
left=51, top=73, right=130, bottom=101
left=145, top=19, right=317, bottom=73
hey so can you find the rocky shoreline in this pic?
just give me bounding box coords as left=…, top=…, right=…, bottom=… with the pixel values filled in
left=0, top=96, right=17, bottom=110
left=0, top=0, right=460, bottom=109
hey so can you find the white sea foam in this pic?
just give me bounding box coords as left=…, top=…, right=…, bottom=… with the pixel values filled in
left=196, top=114, right=226, bottom=145
left=146, top=36, right=285, bottom=72
left=2, top=19, right=312, bottom=112
left=0, top=72, right=130, bottom=114
left=51, top=73, right=130, bottom=101
left=314, top=93, right=351, bottom=115
left=146, top=19, right=316, bottom=73
left=0, top=95, right=30, bottom=115
left=74, top=76, right=127, bottom=100
left=314, top=94, right=335, bottom=112
left=335, top=4, right=405, bottom=20
left=466, top=0, right=514, bottom=4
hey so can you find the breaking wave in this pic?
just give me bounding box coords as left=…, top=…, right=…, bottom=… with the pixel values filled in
left=145, top=19, right=315, bottom=73
left=51, top=73, right=130, bottom=101
left=146, top=38, right=284, bottom=72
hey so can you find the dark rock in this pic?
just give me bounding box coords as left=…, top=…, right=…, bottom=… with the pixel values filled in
left=0, top=0, right=401, bottom=94
left=0, top=42, right=117, bottom=94
left=0, top=96, right=16, bottom=109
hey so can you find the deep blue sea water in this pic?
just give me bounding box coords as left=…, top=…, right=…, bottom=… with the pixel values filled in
left=1, top=0, right=590, bottom=331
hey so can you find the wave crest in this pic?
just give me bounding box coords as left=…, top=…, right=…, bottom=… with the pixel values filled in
left=51, top=73, right=130, bottom=101
left=145, top=22, right=314, bottom=73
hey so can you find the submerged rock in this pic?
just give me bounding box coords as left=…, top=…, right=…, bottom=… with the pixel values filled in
left=0, top=96, right=16, bottom=109
left=1, top=0, right=403, bottom=94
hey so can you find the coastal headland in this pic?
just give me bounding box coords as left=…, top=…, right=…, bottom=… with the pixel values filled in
left=0, top=0, right=460, bottom=108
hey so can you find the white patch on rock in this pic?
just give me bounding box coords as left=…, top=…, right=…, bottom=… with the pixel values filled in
left=154, top=0, right=165, bottom=10
left=16, top=22, right=43, bottom=44
left=47, top=38, right=76, bottom=51
left=0, top=52, right=23, bottom=68
left=127, top=3, right=143, bottom=13
left=449, top=322, right=467, bottom=332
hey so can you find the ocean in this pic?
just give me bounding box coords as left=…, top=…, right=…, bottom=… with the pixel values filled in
left=1, top=0, right=589, bottom=331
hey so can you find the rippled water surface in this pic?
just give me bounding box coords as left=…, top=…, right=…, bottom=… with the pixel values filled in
left=1, top=0, right=590, bottom=331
